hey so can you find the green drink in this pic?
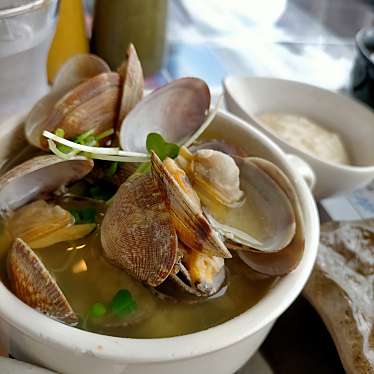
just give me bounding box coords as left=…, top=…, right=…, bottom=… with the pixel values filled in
left=91, top=0, right=167, bottom=76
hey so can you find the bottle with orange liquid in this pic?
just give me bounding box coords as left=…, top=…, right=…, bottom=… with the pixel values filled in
left=47, top=0, right=89, bottom=83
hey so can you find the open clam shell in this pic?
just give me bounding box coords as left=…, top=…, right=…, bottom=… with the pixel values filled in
left=151, top=152, right=231, bottom=259
left=178, top=148, right=296, bottom=253
left=25, top=54, right=111, bottom=149
left=52, top=54, right=110, bottom=92
left=25, top=87, right=71, bottom=149
left=43, top=72, right=121, bottom=146
left=101, top=173, right=178, bottom=287
left=120, top=78, right=211, bottom=153
left=217, top=156, right=296, bottom=253
left=0, top=155, right=94, bottom=212
left=116, top=44, right=144, bottom=138
left=7, top=238, right=78, bottom=325
left=232, top=158, right=305, bottom=275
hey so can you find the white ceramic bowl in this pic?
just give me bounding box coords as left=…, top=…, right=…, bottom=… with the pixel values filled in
left=0, top=110, right=319, bottom=374
left=224, top=76, right=374, bottom=199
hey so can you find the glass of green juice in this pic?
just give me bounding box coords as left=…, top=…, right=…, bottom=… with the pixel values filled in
left=91, top=0, right=168, bottom=77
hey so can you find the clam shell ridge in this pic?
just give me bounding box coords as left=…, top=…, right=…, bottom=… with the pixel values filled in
left=150, top=152, right=231, bottom=259
left=7, top=238, right=78, bottom=325
left=0, top=155, right=94, bottom=212
left=101, top=173, right=178, bottom=287
left=43, top=72, right=121, bottom=145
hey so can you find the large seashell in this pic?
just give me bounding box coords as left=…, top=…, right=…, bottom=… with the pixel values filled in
left=233, top=158, right=305, bottom=275
left=25, top=87, right=71, bottom=149
left=178, top=148, right=296, bottom=253
left=115, top=44, right=144, bottom=139
left=211, top=156, right=296, bottom=253
left=52, top=54, right=110, bottom=92
left=7, top=238, right=78, bottom=325
left=8, top=200, right=74, bottom=243
left=42, top=72, right=121, bottom=147
left=101, top=173, right=178, bottom=287
left=120, top=78, right=211, bottom=153
left=0, top=155, right=94, bottom=212
left=151, top=152, right=231, bottom=259
left=25, top=54, right=111, bottom=149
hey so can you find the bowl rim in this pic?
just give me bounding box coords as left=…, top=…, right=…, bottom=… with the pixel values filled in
left=224, top=75, right=374, bottom=173
left=0, top=110, right=320, bottom=363
left=355, top=27, right=374, bottom=66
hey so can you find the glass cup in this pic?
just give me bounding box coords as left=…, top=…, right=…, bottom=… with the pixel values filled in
left=0, top=0, right=58, bottom=122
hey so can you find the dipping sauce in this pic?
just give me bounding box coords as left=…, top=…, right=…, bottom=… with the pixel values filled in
left=257, top=113, right=351, bottom=165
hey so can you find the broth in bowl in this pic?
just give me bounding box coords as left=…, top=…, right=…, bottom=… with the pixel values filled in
left=0, top=45, right=304, bottom=339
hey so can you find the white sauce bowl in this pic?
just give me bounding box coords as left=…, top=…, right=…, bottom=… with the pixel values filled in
left=0, top=110, right=319, bottom=374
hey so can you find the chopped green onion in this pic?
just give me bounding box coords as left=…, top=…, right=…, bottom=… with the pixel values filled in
left=48, top=139, right=74, bottom=160
left=89, top=302, right=107, bottom=318
left=105, top=162, right=119, bottom=177
left=54, top=128, right=65, bottom=138
left=146, top=133, right=180, bottom=161
left=135, top=161, right=151, bottom=174
left=45, top=131, right=149, bottom=163
left=84, top=153, right=148, bottom=163
left=53, top=129, right=73, bottom=154
left=44, top=131, right=121, bottom=155
left=110, top=289, right=137, bottom=316
left=57, top=143, right=73, bottom=154
left=69, top=207, right=96, bottom=224
left=74, top=129, right=96, bottom=144
left=96, top=128, right=114, bottom=141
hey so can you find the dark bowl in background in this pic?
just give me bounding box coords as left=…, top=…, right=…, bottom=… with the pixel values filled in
left=351, top=27, right=374, bottom=108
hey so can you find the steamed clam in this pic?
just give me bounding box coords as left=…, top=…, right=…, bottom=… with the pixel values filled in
left=101, top=154, right=228, bottom=298
left=0, top=155, right=94, bottom=323
left=25, top=44, right=144, bottom=150
left=43, top=72, right=121, bottom=144
left=176, top=146, right=298, bottom=254
left=101, top=172, right=178, bottom=287
left=8, top=238, right=79, bottom=325
left=151, top=152, right=231, bottom=259
left=25, top=54, right=111, bottom=149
